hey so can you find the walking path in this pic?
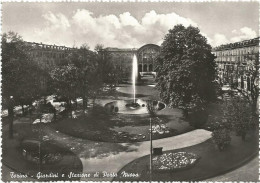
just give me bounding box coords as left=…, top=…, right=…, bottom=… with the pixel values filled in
left=2, top=119, right=212, bottom=182
left=3, top=116, right=258, bottom=182
left=79, top=129, right=212, bottom=181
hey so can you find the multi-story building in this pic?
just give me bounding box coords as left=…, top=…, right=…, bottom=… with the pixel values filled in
left=102, top=44, right=160, bottom=77
left=25, top=41, right=75, bottom=67
left=26, top=42, right=160, bottom=80
left=24, top=42, right=75, bottom=89
left=212, top=37, right=259, bottom=92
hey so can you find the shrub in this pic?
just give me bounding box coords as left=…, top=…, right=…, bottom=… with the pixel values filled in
left=211, top=122, right=231, bottom=151
left=188, top=109, right=208, bottom=128
left=223, top=97, right=257, bottom=141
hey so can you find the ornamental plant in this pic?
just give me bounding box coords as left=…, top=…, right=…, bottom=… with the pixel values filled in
left=152, top=152, right=200, bottom=170
left=223, top=97, right=257, bottom=141
left=211, top=122, right=231, bottom=151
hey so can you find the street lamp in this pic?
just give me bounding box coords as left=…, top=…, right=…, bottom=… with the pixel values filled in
left=150, top=117, right=153, bottom=181
left=146, top=100, right=156, bottom=181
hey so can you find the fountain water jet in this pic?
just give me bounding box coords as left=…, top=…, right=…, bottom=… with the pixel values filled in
left=104, top=54, right=166, bottom=114
left=132, top=54, right=138, bottom=103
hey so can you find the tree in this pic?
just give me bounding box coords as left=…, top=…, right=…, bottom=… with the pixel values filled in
left=7, top=96, right=15, bottom=139
left=105, top=65, right=123, bottom=90
left=94, top=43, right=104, bottom=53
left=223, top=97, right=257, bottom=141
left=95, top=45, right=123, bottom=90
left=50, top=64, right=81, bottom=118
left=2, top=32, right=42, bottom=138
left=241, top=53, right=259, bottom=114
left=97, top=50, right=114, bottom=85
left=65, top=44, right=102, bottom=112
left=155, top=25, right=218, bottom=117
left=2, top=32, right=41, bottom=116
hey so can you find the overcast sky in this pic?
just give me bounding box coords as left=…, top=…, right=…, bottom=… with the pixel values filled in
left=2, top=2, right=259, bottom=49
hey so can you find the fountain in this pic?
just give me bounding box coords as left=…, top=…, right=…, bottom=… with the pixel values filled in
left=105, top=55, right=166, bottom=114
left=125, top=54, right=140, bottom=109
left=132, top=54, right=138, bottom=103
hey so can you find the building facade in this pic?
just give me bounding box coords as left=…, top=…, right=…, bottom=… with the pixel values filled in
left=25, top=42, right=160, bottom=87
left=25, top=42, right=75, bottom=67
left=103, top=44, right=160, bottom=76
left=212, top=37, right=259, bottom=92
left=24, top=42, right=75, bottom=89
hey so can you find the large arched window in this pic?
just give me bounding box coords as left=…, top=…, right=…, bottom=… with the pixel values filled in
left=143, top=64, right=147, bottom=72
left=149, top=64, right=153, bottom=71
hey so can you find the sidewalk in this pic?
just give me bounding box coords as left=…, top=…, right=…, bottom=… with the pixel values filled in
left=78, top=129, right=212, bottom=181
left=28, top=125, right=212, bottom=181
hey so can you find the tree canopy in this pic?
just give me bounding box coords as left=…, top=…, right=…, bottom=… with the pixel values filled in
left=2, top=32, right=41, bottom=108
left=155, top=25, right=217, bottom=112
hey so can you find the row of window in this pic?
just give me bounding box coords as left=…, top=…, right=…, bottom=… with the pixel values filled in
left=217, top=63, right=254, bottom=72
left=213, top=46, right=258, bottom=57
left=215, top=54, right=256, bottom=62
left=30, top=51, right=67, bottom=59
left=110, top=52, right=134, bottom=57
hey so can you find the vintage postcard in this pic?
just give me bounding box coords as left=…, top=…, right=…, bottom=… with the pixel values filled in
left=1, top=1, right=259, bottom=182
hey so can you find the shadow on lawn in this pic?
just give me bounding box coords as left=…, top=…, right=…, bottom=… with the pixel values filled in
left=52, top=106, right=187, bottom=144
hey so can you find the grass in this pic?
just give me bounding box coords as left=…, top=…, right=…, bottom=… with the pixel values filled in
left=51, top=105, right=193, bottom=143
left=2, top=127, right=83, bottom=181
left=113, top=130, right=258, bottom=181
left=50, top=83, right=193, bottom=143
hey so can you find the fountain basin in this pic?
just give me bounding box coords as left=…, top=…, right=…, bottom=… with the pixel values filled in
left=125, top=102, right=141, bottom=109
left=105, top=99, right=166, bottom=115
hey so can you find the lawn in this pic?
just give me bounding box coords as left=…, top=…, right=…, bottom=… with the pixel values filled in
left=51, top=106, right=193, bottom=143
left=50, top=83, right=193, bottom=143
left=113, top=130, right=258, bottom=181
left=2, top=126, right=83, bottom=181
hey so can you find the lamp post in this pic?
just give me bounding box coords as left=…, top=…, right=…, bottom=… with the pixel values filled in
left=150, top=117, right=153, bottom=182
left=146, top=100, right=155, bottom=182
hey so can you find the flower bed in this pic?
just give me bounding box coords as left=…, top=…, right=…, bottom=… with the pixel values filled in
left=152, top=152, right=200, bottom=171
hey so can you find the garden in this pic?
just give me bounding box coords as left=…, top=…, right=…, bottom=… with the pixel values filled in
left=2, top=26, right=259, bottom=182
left=114, top=130, right=258, bottom=181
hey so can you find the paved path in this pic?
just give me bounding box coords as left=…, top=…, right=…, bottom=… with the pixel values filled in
left=79, top=129, right=212, bottom=181
left=205, top=156, right=259, bottom=182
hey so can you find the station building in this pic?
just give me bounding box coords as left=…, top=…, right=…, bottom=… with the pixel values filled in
left=26, top=41, right=161, bottom=82
left=102, top=44, right=160, bottom=76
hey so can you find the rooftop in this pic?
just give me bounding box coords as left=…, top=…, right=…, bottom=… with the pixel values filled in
left=213, top=37, right=259, bottom=51
left=104, top=47, right=137, bottom=52
left=24, top=41, right=76, bottom=51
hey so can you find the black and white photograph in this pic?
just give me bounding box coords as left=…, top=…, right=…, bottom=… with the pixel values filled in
left=1, top=1, right=259, bottom=182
